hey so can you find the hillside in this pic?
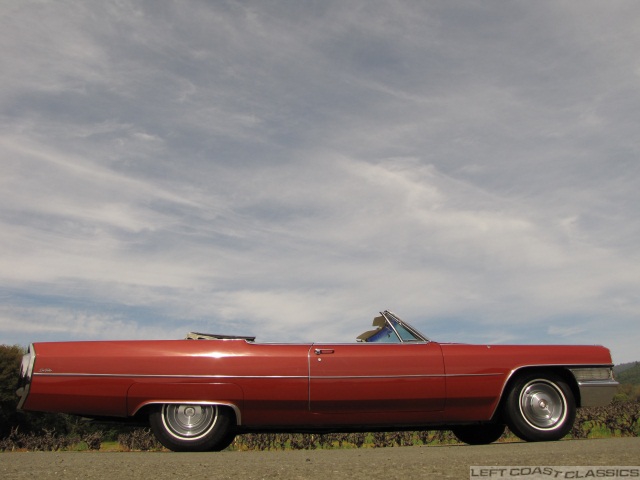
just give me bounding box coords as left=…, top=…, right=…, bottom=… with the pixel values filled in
left=615, top=362, right=640, bottom=385
left=614, top=362, right=639, bottom=375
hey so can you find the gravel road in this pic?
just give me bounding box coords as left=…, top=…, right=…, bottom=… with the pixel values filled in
left=2, top=438, right=638, bottom=480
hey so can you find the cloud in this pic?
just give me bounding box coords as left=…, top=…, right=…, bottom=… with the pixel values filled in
left=0, top=1, right=638, bottom=363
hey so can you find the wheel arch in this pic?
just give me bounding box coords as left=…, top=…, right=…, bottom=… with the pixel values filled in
left=126, top=382, right=244, bottom=425
left=133, top=401, right=241, bottom=426
left=491, top=366, right=581, bottom=421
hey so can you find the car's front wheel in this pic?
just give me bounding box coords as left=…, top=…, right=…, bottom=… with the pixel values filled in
left=452, top=423, right=506, bottom=445
left=504, top=372, right=575, bottom=442
left=149, top=404, right=235, bottom=452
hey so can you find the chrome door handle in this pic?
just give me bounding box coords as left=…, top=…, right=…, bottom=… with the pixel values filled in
left=314, top=349, right=335, bottom=355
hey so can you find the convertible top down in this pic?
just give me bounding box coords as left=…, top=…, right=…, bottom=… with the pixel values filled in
left=17, top=311, right=618, bottom=451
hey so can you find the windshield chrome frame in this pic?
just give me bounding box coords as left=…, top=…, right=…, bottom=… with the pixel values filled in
left=381, top=311, right=430, bottom=342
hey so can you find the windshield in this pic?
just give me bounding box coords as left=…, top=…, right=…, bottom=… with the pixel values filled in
left=357, top=311, right=429, bottom=343
left=366, top=324, right=400, bottom=343
left=393, top=322, right=423, bottom=342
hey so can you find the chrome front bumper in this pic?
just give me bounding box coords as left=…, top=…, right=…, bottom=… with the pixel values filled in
left=569, top=367, right=619, bottom=407
left=576, top=380, right=620, bottom=407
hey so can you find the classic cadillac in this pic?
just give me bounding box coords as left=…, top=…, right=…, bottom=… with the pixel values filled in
left=17, top=311, right=618, bottom=451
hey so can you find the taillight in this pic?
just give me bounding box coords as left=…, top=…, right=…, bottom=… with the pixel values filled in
left=16, top=344, right=36, bottom=411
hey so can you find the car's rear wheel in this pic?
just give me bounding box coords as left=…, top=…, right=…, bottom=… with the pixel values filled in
left=504, top=372, right=575, bottom=442
left=149, top=404, right=235, bottom=452
left=452, top=423, right=506, bottom=445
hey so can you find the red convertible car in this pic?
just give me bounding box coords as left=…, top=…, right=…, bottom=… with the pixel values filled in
left=17, top=311, right=618, bottom=451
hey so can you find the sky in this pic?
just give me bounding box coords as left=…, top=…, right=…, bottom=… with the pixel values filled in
left=1, top=1, right=639, bottom=363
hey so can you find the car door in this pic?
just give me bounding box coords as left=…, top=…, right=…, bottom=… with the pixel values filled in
left=308, top=342, right=445, bottom=413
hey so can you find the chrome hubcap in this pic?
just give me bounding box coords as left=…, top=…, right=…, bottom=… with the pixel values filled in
left=519, top=380, right=566, bottom=430
left=162, top=404, right=218, bottom=440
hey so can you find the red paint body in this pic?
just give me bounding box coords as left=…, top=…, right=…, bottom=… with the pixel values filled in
left=21, top=338, right=614, bottom=431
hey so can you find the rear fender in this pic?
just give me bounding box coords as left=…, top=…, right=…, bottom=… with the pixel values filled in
left=127, top=382, right=244, bottom=425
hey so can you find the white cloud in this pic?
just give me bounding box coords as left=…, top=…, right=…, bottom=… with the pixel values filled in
left=0, top=1, right=638, bottom=363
